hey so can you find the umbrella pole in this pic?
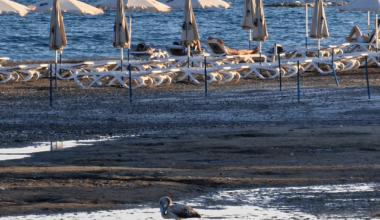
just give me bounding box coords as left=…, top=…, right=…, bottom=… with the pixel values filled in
left=317, top=39, right=320, bottom=58
left=259, top=41, right=262, bottom=75
left=188, top=45, right=190, bottom=81
left=305, top=0, right=308, bottom=48
left=331, top=49, right=339, bottom=86
left=129, top=64, right=132, bottom=103
left=297, top=61, right=300, bottom=102
left=129, top=9, right=132, bottom=62
left=376, top=11, right=378, bottom=52
left=55, top=50, right=58, bottom=91
left=249, top=30, right=251, bottom=50
left=278, top=53, right=282, bottom=91
left=60, top=50, right=62, bottom=85
left=365, top=56, right=371, bottom=99
left=50, top=64, right=52, bottom=108
left=368, top=11, right=370, bottom=35
left=188, top=45, right=190, bottom=68
left=121, top=48, right=123, bottom=71
left=204, top=56, right=207, bottom=97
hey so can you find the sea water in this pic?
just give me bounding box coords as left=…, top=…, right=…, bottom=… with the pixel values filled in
left=0, top=0, right=373, bottom=61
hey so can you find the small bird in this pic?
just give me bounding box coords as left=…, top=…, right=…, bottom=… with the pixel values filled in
left=159, top=196, right=202, bottom=220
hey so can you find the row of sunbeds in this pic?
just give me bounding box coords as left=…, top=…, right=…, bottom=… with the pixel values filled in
left=0, top=38, right=379, bottom=88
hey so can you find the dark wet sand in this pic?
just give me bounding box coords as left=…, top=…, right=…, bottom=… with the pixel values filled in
left=0, top=66, right=380, bottom=217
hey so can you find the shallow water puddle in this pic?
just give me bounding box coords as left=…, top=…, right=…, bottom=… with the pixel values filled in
left=0, top=140, right=95, bottom=161
left=4, top=182, right=379, bottom=219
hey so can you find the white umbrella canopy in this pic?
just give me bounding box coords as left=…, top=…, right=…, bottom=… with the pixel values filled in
left=0, top=0, right=32, bottom=17
left=92, top=0, right=170, bottom=12
left=310, top=0, right=328, bottom=51
left=166, top=0, right=230, bottom=9
left=30, top=0, right=103, bottom=15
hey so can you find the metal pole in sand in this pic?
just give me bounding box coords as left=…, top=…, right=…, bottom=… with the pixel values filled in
left=368, top=11, right=370, bottom=36
left=121, top=48, right=123, bottom=72
left=55, top=50, right=58, bottom=91
left=297, top=60, right=300, bottom=102
left=129, top=64, right=132, bottom=103
left=60, top=50, right=62, bottom=86
left=188, top=45, right=190, bottom=82
left=50, top=64, right=53, bottom=108
left=204, top=56, right=207, bottom=97
left=365, top=56, right=371, bottom=99
left=278, top=54, right=282, bottom=91
left=249, top=29, right=251, bottom=50
left=377, top=11, right=379, bottom=52
left=331, top=49, right=339, bottom=86
left=259, top=41, right=262, bottom=76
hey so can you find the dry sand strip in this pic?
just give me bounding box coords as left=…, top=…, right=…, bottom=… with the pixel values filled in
left=0, top=68, right=380, bottom=217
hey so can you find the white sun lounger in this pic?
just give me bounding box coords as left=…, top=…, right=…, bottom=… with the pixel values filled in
left=74, top=68, right=177, bottom=89
left=338, top=51, right=380, bottom=68
left=285, top=43, right=350, bottom=59
left=52, top=62, right=95, bottom=80
left=0, top=64, right=48, bottom=83
left=129, top=50, right=169, bottom=61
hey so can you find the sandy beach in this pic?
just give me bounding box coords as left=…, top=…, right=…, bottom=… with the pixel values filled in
left=0, top=66, right=380, bottom=218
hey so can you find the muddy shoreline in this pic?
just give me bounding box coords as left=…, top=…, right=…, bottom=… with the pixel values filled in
left=1, top=67, right=380, bottom=217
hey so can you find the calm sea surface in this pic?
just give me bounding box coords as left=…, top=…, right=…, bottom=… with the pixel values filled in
left=0, top=0, right=374, bottom=61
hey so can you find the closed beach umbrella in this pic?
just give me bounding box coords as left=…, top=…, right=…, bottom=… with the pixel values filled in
left=30, top=0, right=103, bottom=15
left=339, top=0, right=380, bottom=51
left=241, top=0, right=255, bottom=49
left=49, top=0, right=66, bottom=56
left=49, top=0, right=66, bottom=90
left=0, top=0, right=31, bottom=16
left=182, top=0, right=201, bottom=59
left=113, top=0, right=129, bottom=68
left=252, top=0, right=268, bottom=55
left=310, top=0, right=328, bottom=53
left=166, top=0, right=230, bottom=9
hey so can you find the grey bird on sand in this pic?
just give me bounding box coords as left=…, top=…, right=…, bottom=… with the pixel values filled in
left=159, top=196, right=202, bottom=220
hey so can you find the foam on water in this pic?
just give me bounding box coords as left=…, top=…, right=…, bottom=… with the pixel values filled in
left=2, top=182, right=379, bottom=219
left=0, top=0, right=371, bottom=61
